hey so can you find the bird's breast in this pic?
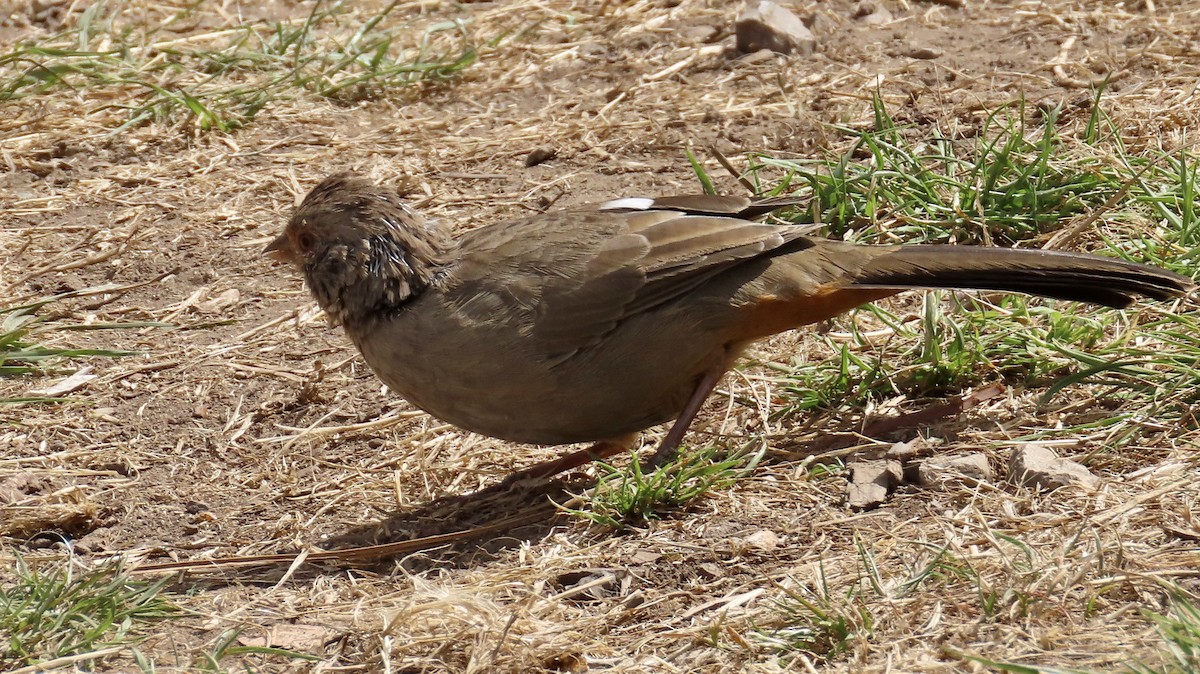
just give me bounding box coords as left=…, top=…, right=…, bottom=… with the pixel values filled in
left=344, top=291, right=729, bottom=445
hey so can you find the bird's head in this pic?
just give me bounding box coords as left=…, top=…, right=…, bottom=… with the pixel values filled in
left=265, top=172, right=446, bottom=327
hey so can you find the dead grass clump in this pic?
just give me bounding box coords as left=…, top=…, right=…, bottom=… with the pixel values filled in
left=372, top=573, right=605, bottom=673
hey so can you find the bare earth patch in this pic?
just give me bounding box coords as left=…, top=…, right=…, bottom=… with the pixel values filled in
left=2, top=1, right=1200, bottom=672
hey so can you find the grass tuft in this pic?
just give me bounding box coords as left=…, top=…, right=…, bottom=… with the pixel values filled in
left=754, top=99, right=1142, bottom=246
left=185, top=628, right=320, bottom=673
left=0, top=556, right=176, bottom=670
left=743, top=96, right=1199, bottom=448
left=0, top=1, right=480, bottom=132
left=1, top=294, right=160, bottom=404
left=964, top=592, right=1200, bottom=674
left=1129, top=594, right=1200, bottom=674
left=568, top=446, right=759, bottom=530
left=755, top=568, right=876, bottom=664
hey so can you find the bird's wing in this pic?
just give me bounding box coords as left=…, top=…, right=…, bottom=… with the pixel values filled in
left=445, top=197, right=813, bottom=358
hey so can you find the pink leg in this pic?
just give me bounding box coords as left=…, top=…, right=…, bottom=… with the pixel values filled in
left=642, top=364, right=727, bottom=470
left=491, top=356, right=731, bottom=489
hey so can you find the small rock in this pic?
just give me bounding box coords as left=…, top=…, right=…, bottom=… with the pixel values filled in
left=853, top=2, right=894, bottom=24
left=678, top=24, right=723, bottom=44
left=198, top=288, right=240, bottom=314
left=736, top=1, right=816, bottom=56
left=847, top=459, right=903, bottom=509
left=906, top=46, right=942, bottom=60
left=524, top=147, right=557, bottom=167
left=72, top=527, right=111, bottom=554
left=741, top=529, right=781, bottom=552
left=916, top=453, right=992, bottom=488
left=886, top=437, right=936, bottom=461
left=1009, top=445, right=1100, bottom=491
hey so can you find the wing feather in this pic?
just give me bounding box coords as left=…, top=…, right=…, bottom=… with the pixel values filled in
left=445, top=198, right=812, bottom=359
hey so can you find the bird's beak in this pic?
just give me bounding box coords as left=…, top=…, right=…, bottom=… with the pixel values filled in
left=263, top=233, right=296, bottom=264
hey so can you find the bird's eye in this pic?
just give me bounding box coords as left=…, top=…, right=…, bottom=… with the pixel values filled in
left=295, top=230, right=316, bottom=254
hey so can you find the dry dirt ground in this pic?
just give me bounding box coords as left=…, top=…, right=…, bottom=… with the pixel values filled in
left=3, top=0, right=1200, bottom=672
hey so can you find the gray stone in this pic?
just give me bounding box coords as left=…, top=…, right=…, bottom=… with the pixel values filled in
left=853, top=2, right=894, bottom=25
left=1009, top=445, right=1100, bottom=491
left=887, top=437, right=935, bottom=461
left=916, top=453, right=992, bottom=488
left=741, top=529, right=781, bottom=552
left=736, top=1, right=816, bottom=56
left=847, top=459, right=903, bottom=509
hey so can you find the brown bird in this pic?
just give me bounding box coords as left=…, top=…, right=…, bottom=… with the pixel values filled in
left=265, top=172, right=1194, bottom=482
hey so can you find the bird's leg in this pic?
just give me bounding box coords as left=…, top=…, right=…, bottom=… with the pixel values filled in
left=641, top=363, right=727, bottom=470
left=490, top=433, right=639, bottom=490
left=488, top=354, right=731, bottom=491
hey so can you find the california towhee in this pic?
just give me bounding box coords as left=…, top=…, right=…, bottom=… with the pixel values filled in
left=266, top=172, right=1194, bottom=481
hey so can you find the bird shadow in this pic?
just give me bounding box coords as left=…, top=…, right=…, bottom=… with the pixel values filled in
left=145, top=390, right=997, bottom=593
left=314, top=473, right=594, bottom=574
left=308, top=389, right=971, bottom=575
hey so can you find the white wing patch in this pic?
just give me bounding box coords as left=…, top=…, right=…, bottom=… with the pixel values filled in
left=598, top=197, right=655, bottom=211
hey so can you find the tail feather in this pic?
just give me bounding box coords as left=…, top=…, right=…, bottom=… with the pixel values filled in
left=849, top=246, right=1194, bottom=309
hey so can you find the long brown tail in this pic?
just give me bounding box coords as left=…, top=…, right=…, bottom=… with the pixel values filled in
left=848, top=246, right=1195, bottom=309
